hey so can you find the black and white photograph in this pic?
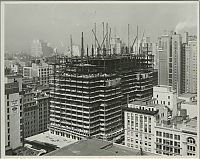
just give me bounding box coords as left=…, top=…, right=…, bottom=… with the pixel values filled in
left=1, top=1, right=199, bottom=158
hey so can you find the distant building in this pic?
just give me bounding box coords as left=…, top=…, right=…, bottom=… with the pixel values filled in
left=185, top=37, right=197, bottom=93
left=23, top=67, right=33, bottom=78
left=5, top=75, right=23, bottom=152
left=31, top=40, right=54, bottom=57
left=22, top=60, right=52, bottom=85
left=22, top=86, right=50, bottom=138
left=5, top=60, right=19, bottom=74
left=32, top=62, right=53, bottom=85
left=158, top=32, right=182, bottom=94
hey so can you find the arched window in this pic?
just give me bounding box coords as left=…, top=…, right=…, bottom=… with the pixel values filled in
left=187, top=137, right=195, bottom=144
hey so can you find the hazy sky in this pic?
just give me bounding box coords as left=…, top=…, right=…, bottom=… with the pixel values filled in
left=4, top=2, right=198, bottom=53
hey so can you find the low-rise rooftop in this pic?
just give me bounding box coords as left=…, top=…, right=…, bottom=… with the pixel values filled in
left=179, top=93, right=197, bottom=99
left=45, top=138, right=158, bottom=156
left=25, top=131, right=77, bottom=148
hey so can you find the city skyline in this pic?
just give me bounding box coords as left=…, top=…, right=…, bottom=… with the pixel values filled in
left=4, top=2, right=198, bottom=53
left=2, top=1, right=198, bottom=157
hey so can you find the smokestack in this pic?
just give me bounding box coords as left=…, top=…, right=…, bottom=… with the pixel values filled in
left=81, top=32, right=84, bottom=63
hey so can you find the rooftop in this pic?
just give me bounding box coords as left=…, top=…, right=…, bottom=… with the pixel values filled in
left=5, top=74, right=22, bottom=78
left=177, top=98, right=185, bottom=104
left=45, top=138, right=157, bottom=156
left=25, top=131, right=77, bottom=148
left=179, top=93, right=197, bottom=99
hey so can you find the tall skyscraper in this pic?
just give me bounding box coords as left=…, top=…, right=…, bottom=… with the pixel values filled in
left=158, top=32, right=182, bottom=94
left=171, top=33, right=182, bottom=95
left=185, top=36, right=197, bottom=93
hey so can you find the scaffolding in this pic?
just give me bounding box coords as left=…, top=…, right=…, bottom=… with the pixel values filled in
left=48, top=24, right=154, bottom=141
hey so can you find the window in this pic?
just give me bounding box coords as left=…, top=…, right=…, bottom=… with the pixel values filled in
left=168, top=96, right=170, bottom=99
left=157, top=95, right=158, bottom=98
left=7, top=115, right=9, bottom=120
left=168, top=102, right=170, bottom=105
left=7, top=108, right=9, bottom=113
left=7, top=94, right=9, bottom=100
left=163, top=132, right=166, bottom=137
left=7, top=101, right=9, bottom=106
left=8, top=128, right=10, bottom=133
left=7, top=122, right=10, bottom=127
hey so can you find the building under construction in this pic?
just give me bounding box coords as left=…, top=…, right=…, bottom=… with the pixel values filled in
left=49, top=24, right=155, bottom=141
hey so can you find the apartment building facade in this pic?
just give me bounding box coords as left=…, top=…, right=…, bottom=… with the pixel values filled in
left=124, top=100, right=197, bottom=156
left=23, top=61, right=53, bottom=85
left=5, top=75, right=23, bottom=152
left=22, top=86, right=49, bottom=138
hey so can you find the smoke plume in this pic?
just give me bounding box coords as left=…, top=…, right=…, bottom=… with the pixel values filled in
left=175, top=20, right=196, bottom=33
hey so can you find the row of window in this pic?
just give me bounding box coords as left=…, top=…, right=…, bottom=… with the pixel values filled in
left=154, top=100, right=170, bottom=105
left=156, top=138, right=180, bottom=146
left=156, top=131, right=180, bottom=140
left=187, top=145, right=195, bottom=151
left=156, top=95, right=171, bottom=99
left=156, top=145, right=181, bottom=154
left=52, top=130, right=83, bottom=140
left=127, top=143, right=152, bottom=152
